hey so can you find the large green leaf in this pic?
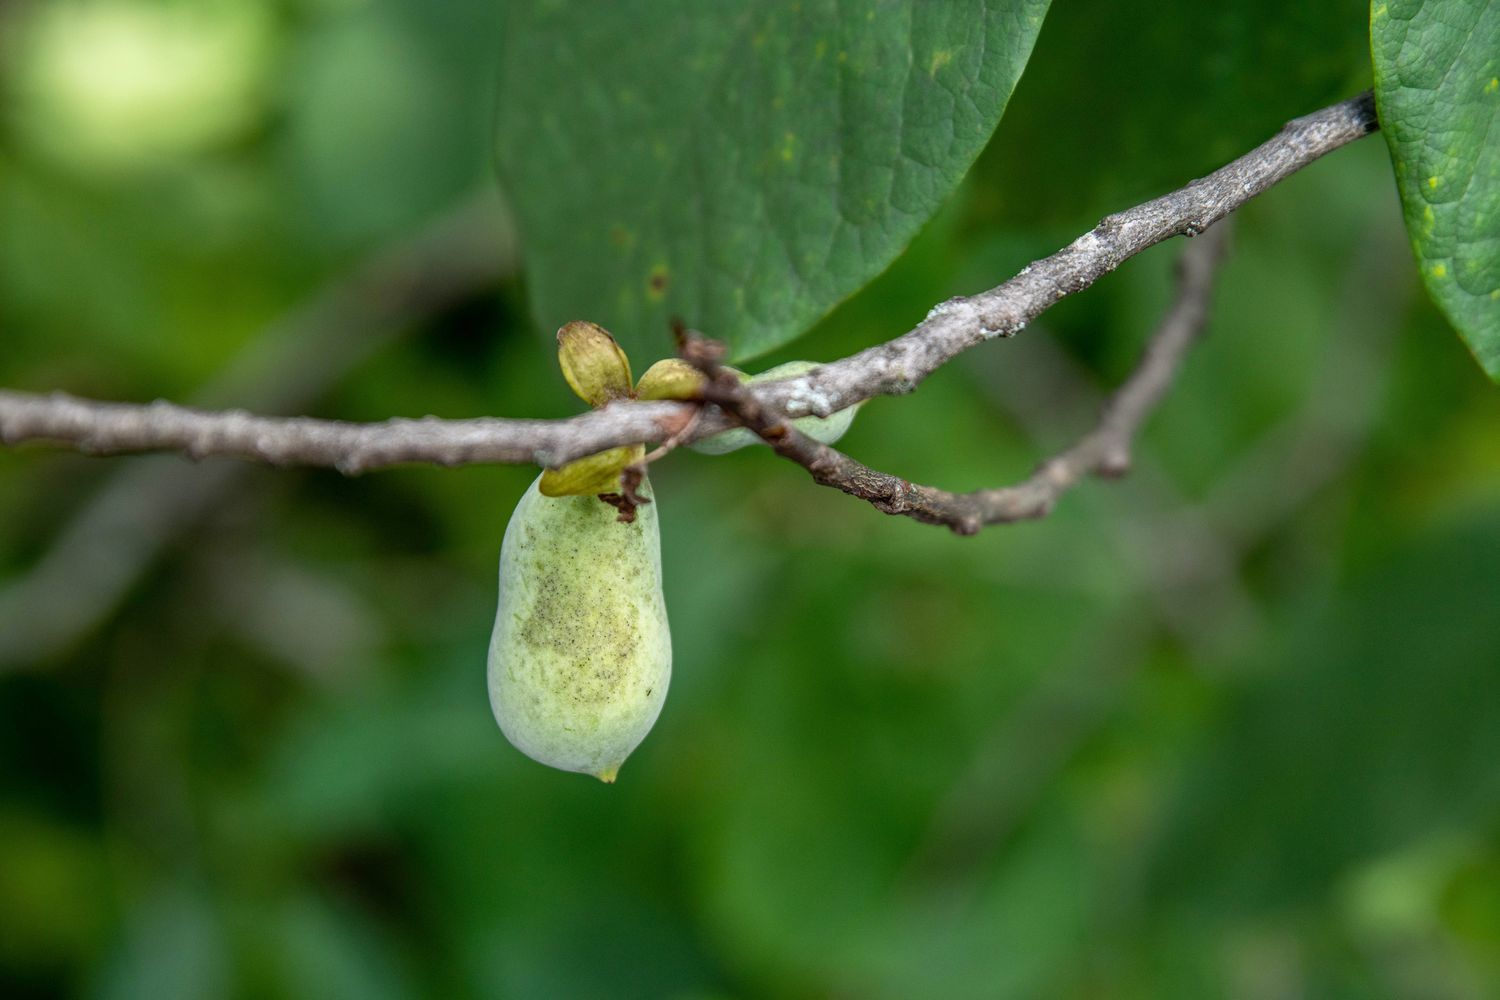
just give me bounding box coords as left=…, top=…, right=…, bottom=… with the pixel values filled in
left=1373, top=0, right=1500, bottom=381
left=495, top=0, right=1051, bottom=362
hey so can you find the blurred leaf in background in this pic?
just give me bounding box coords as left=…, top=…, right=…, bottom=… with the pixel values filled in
left=2, top=1, right=1500, bottom=999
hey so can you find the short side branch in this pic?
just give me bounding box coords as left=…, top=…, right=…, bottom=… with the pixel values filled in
left=687, top=223, right=1231, bottom=535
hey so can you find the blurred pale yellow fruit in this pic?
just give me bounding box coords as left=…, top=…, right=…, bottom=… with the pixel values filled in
left=6, top=0, right=271, bottom=172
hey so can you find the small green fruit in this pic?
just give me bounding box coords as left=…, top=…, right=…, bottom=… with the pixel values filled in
left=488, top=474, right=671, bottom=781
left=690, top=360, right=863, bottom=455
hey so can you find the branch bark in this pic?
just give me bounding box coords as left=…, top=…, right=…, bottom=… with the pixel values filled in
left=0, top=192, right=516, bottom=667
left=687, top=221, right=1231, bottom=534
left=0, top=93, right=1377, bottom=481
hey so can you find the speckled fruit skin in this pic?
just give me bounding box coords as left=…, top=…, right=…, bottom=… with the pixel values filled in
left=488, top=474, right=670, bottom=781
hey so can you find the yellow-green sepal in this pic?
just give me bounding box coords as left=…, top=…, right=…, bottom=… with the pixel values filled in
left=538, top=444, right=644, bottom=497
left=558, top=321, right=633, bottom=407
left=635, top=358, right=706, bottom=400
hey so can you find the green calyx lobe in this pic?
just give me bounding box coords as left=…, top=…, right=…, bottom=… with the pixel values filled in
left=557, top=320, right=633, bottom=406
left=635, top=358, right=706, bottom=401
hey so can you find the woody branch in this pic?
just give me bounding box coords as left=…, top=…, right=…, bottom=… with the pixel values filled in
left=0, top=94, right=1377, bottom=529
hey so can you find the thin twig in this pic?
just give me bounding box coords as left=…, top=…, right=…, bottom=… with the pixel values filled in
left=901, top=212, right=1411, bottom=895
left=686, top=223, right=1231, bottom=535
left=0, top=94, right=1375, bottom=477
left=964, top=300, right=1262, bottom=654
left=638, top=408, right=702, bottom=465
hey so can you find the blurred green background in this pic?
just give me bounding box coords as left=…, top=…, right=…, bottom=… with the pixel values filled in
left=3, top=1, right=1500, bottom=997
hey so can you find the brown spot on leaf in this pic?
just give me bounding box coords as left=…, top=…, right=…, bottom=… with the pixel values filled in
left=647, top=265, right=670, bottom=300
